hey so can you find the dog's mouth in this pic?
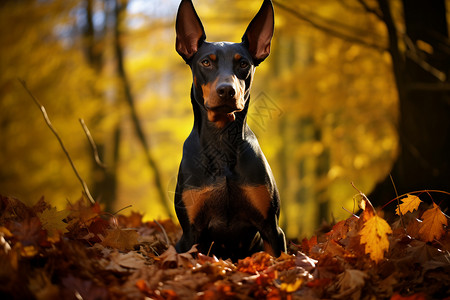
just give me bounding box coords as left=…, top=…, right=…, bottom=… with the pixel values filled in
left=206, top=104, right=240, bottom=114
left=205, top=104, right=243, bottom=127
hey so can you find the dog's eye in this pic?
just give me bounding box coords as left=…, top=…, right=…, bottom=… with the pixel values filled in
left=239, top=60, right=249, bottom=69
left=201, top=59, right=211, bottom=67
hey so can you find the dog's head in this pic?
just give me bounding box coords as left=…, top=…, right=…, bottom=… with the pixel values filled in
left=175, top=0, right=274, bottom=128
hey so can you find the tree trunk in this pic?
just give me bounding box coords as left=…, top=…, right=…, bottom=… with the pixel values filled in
left=82, top=0, right=120, bottom=211
left=113, top=0, right=173, bottom=218
left=370, top=0, right=450, bottom=211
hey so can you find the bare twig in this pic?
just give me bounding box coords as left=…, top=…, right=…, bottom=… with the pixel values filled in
left=390, top=174, right=406, bottom=231
left=403, top=35, right=447, bottom=81
left=357, top=0, right=383, bottom=20
left=207, top=241, right=215, bottom=257
left=405, top=82, right=450, bottom=92
left=113, top=205, right=133, bottom=215
left=79, top=118, right=107, bottom=169
left=154, top=219, right=170, bottom=246
left=18, top=79, right=96, bottom=205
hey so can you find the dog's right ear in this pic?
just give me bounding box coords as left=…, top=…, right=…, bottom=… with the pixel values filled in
left=175, top=0, right=206, bottom=62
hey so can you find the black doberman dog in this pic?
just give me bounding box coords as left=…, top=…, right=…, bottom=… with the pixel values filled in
left=174, top=0, right=286, bottom=261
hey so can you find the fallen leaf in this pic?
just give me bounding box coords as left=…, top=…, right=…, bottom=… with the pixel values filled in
left=106, top=250, right=146, bottom=271
left=301, top=235, right=317, bottom=254
left=418, top=203, right=447, bottom=242
left=67, top=199, right=102, bottom=227
left=279, top=276, right=303, bottom=293
left=294, top=251, right=317, bottom=272
left=396, top=194, right=422, bottom=216
left=158, top=245, right=198, bottom=269
left=359, top=214, right=392, bottom=263
left=237, top=251, right=274, bottom=274
left=11, top=217, right=44, bottom=247
left=37, top=206, right=70, bottom=241
left=102, top=227, right=139, bottom=251
left=390, top=293, right=428, bottom=300
left=327, top=219, right=348, bottom=241
left=331, top=269, right=368, bottom=300
left=118, top=211, right=143, bottom=228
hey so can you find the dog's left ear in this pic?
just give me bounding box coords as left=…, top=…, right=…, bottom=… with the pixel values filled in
left=242, top=0, right=274, bottom=66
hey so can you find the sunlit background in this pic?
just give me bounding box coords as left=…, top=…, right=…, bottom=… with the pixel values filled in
left=0, top=0, right=401, bottom=238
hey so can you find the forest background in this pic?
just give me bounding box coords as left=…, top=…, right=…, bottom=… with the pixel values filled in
left=1, top=0, right=448, bottom=239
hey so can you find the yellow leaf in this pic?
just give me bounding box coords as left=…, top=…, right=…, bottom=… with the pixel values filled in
left=395, top=194, right=422, bottom=215
left=21, top=245, right=38, bottom=257
left=359, top=215, right=392, bottom=263
left=280, top=278, right=303, bottom=293
left=37, top=207, right=70, bottom=240
left=418, top=203, right=447, bottom=242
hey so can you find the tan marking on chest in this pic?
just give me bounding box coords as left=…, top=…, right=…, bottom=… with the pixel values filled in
left=182, top=186, right=214, bottom=223
left=241, top=185, right=272, bottom=219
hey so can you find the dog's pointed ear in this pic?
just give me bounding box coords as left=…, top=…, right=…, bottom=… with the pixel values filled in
left=175, top=0, right=206, bottom=62
left=242, top=0, right=274, bottom=66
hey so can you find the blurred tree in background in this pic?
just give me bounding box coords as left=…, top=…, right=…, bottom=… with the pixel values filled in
left=0, top=0, right=447, bottom=238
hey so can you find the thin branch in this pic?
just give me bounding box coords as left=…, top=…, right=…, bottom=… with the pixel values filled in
left=357, top=0, right=383, bottom=20
left=79, top=118, right=107, bottom=169
left=389, top=174, right=406, bottom=231
left=405, top=53, right=447, bottom=82
left=406, top=82, right=450, bottom=92
left=273, top=0, right=386, bottom=51
left=19, top=79, right=96, bottom=205
left=154, top=219, right=170, bottom=246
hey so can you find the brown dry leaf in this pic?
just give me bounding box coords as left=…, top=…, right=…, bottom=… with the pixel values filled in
left=406, top=240, right=447, bottom=266
left=31, top=196, right=51, bottom=214
left=106, top=250, right=147, bottom=271
left=359, top=214, right=392, bottom=263
left=102, top=227, right=139, bottom=251
left=331, top=269, right=368, bottom=300
left=118, top=211, right=143, bottom=228
left=67, top=199, right=102, bottom=227
left=396, top=194, right=422, bottom=216
left=301, top=235, right=318, bottom=254
left=327, top=219, right=348, bottom=241
left=158, top=245, right=198, bottom=269
left=418, top=203, right=447, bottom=242
left=11, top=216, right=44, bottom=247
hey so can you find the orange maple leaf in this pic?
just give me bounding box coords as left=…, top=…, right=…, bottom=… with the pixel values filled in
left=395, top=194, right=422, bottom=216
left=359, top=214, right=392, bottom=263
left=418, top=203, right=447, bottom=242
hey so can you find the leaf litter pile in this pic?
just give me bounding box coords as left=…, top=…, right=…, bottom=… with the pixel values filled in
left=1, top=191, right=449, bottom=299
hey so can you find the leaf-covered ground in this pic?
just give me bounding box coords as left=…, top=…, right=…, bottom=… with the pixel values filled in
left=0, top=193, right=449, bottom=300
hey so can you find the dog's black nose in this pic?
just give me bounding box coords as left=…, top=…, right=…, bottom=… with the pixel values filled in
left=216, top=84, right=236, bottom=99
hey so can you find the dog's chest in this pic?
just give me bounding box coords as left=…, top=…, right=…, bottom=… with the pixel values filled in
left=181, top=177, right=272, bottom=230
